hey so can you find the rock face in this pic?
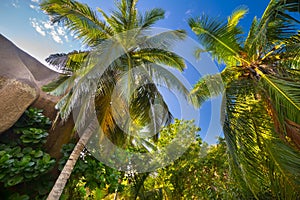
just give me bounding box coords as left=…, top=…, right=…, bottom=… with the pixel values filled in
left=0, top=34, right=51, bottom=132
left=0, top=34, right=74, bottom=159
left=0, top=34, right=59, bottom=133
left=0, top=77, right=37, bottom=132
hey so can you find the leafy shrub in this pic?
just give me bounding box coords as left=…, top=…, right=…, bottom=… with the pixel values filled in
left=8, top=192, right=30, bottom=200
left=14, top=108, right=51, bottom=130
left=58, top=143, right=124, bottom=200
left=0, top=108, right=55, bottom=188
left=14, top=128, right=49, bottom=145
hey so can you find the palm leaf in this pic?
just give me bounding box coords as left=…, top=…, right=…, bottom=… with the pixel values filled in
left=139, top=29, right=186, bottom=52
left=42, top=75, right=70, bottom=94
left=189, top=14, right=244, bottom=66
left=133, top=48, right=186, bottom=71
left=278, top=33, right=300, bottom=69
left=45, top=50, right=89, bottom=72
left=259, top=74, right=300, bottom=125
left=138, top=8, right=165, bottom=29
left=190, top=73, right=224, bottom=107
left=227, top=6, right=248, bottom=29
left=223, top=79, right=269, bottom=198
left=223, top=78, right=300, bottom=198
left=40, top=0, right=112, bottom=46
left=144, top=63, right=190, bottom=99
left=244, top=0, right=300, bottom=58
left=190, top=66, right=244, bottom=107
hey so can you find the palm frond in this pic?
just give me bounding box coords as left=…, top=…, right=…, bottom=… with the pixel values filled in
left=190, top=73, right=224, bottom=107
left=45, top=53, right=69, bottom=71
left=190, top=66, right=244, bottom=107
left=45, top=50, right=89, bottom=72
left=42, top=75, right=71, bottom=95
left=223, top=79, right=269, bottom=198
left=129, top=83, right=173, bottom=134
left=138, top=8, right=165, bottom=29
left=133, top=48, right=186, bottom=71
left=108, top=0, right=138, bottom=32
left=227, top=6, right=248, bottom=29
left=278, top=32, right=300, bottom=69
left=139, top=29, right=186, bottom=50
left=223, top=78, right=300, bottom=198
left=189, top=14, right=244, bottom=66
left=40, top=0, right=112, bottom=46
left=259, top=74, right=300, bottom=125
left=94, top=91, right=128, bottom=147
left=193, top=48, right=207, bottom=60
left=143, top=63, right=190, bottom=100
left=244, top=16, right=259, bottom=59
left=244, top=0, right=300, bottom=58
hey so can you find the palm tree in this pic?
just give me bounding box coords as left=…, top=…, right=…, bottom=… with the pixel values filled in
left=40, top=0, right=189, bottom=199
left=189, top=0, right=300, bottom=198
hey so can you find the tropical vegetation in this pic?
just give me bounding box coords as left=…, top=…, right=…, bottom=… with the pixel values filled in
left=189, top=0, right=300, bottom=198
left=0, top=108, right=55, bottom=200
left=40, top=0, right=189, bottom=198
left=0, top=0, right=299, bottom=199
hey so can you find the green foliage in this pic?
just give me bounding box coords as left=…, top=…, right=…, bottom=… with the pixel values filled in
left=119, top=119, right=288, bottom=199
left=0, top=107, right=55, bottom=197
left=8, top=193, right=30, bottom=200
left=59, top=142, right=124, bottom=200
left=141, top=137, right=241, bottom=200
left=14, top=128, right=49, bottom=145
left=40, top=0, right=189, bottom=152
left=189, top=0, right=300, bottom=198
left=14, top=107, right=52, bottom=130
left=0, top=145, right=55, bottom=187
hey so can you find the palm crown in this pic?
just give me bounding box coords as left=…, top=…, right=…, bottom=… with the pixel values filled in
left=189, top=0, right=300, bottom=198
left=41, top=0, right=189, bottom=147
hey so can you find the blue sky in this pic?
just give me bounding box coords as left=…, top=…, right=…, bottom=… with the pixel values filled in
left=0, top=0, right=270, bottom=143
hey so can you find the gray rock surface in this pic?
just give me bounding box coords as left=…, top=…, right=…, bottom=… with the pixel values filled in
left=0, top=34, right=58, bottom=133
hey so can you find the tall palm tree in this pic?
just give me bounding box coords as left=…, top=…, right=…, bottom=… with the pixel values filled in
left=40, top=0, right=189, bottom=199
left=189, top=0, right=300, bottom=198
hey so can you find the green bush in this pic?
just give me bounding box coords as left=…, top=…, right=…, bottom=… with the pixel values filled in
left=58, top=143, right=124, bottom=200
left=14, top=108, right=51, bottom=130
left=0, top=108, right=55, bottom=188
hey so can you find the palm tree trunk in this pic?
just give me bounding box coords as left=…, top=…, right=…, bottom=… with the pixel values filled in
left=47, top=123, right=94, bottom=200
left=285, top=119, right=300, bottom=150
left=113, top=188, right=118, bottom=200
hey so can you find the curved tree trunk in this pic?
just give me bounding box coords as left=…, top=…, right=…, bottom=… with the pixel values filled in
left=47, top=124, right=94, bottom=200
left=285, top=119, right=300, bottom=150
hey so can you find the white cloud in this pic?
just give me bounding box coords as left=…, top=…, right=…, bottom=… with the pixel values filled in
left=56, top=26, right=66, bottom=36
left=11, top=0, right=20, bottom=8
left=64, top=35, right=69, bottom=42
left=30, top=18, right=46, bottom=36
left=185, top=9, right=193, bottom=15
left=42, top=21, right=52, bottom=29
left=50, top=30, right=63, bottom=43
left=29, top=0, right=41, bottom=12
left=165, top=11, right=171, bottom=19
left=29, top=17, right=73, bottom=44
left=29, top=4, right=39, bottom=11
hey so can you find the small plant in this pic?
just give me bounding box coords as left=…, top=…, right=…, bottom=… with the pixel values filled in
left=14, top=107, right=52, bottom=130
left=14, top=128, right=49, bottom=145
left=8, top=192, right=30, bottom=200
